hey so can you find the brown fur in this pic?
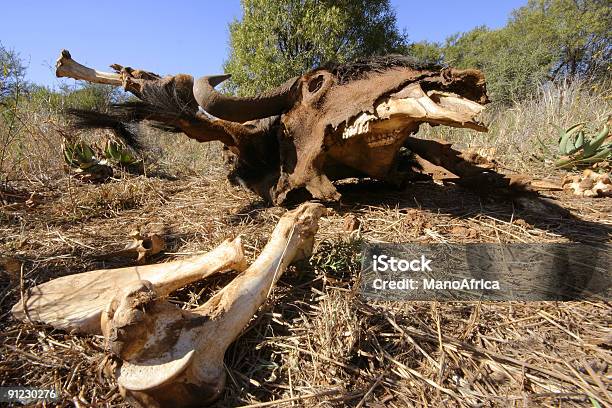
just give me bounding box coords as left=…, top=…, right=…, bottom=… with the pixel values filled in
left=68, top=56, right=491, bottom=205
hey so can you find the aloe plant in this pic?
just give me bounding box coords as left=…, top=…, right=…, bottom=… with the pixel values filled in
left=62, top=138, right=97, bottom=169
left=104, top=139, right=139, bottom=166
left=103, top=139, right=144, bottom=175
left=554, top=121, right=611, bottom=168
left=62, top=137, right=113, bottom=181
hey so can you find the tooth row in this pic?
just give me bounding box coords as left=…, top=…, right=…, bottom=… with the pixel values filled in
left=366, top=133, right=400, bottom=147
left=342, top=112, right=377, bottom=139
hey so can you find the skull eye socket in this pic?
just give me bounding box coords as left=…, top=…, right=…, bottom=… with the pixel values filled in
left=308, top=75, right=325, bottom=93
left=141, top=239, right=153, bottom=250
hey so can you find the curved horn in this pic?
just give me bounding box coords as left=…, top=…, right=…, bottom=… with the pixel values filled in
left=193, top=74, right=299, bottom=122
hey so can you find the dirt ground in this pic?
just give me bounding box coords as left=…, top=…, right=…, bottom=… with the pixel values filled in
left=0, top=167, right=610, bottom=407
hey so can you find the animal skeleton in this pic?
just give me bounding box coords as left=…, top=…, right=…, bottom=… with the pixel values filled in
left=13, top=203, right=325, bottom=407
left=55, top=50, right=520, bottom=205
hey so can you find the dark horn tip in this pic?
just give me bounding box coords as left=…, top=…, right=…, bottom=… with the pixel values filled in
left=207, top=74, right=232, bottom=88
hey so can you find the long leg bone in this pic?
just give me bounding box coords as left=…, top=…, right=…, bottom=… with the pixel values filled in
left=56, top=49, right=161, bottom=97
left=11, top=238, right=246, bottom=334
left=103, top=202, right=326, bottom=408
left=56, top=49, right=123, bottom=86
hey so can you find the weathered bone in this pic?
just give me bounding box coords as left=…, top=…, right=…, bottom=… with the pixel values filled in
left=56, top=50, right=124, bottom=86
left=563, top=169, right=612, bottom=197
left=56, top=50, right=163, bottom=97
left=128, top=233, right=166, bottom=263
left=12, top=237, right=246, bottom=334
left=94, top=232, right=166, bottom=264
left=102, top=202, right=326, bottom=408
left=342, top=83, right=486, bottom=140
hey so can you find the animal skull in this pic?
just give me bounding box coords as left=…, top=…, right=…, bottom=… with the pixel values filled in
left=57, top=50, right=494, bottom=205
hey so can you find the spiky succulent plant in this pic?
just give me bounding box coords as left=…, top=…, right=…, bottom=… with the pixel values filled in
left=62, top=138, right=97, bottom=169
left=103, top=140, right=139, bottom=166
left=62, top=138, right=113, bottom=181
left=554, top=122, right=611, bottom=168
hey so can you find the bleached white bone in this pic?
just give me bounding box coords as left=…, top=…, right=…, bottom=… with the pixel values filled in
left=55, top=50, right=124, bottom=86
left=12, top=238, right=246, bottom=334
left=103, top=202, right=326, bottom=408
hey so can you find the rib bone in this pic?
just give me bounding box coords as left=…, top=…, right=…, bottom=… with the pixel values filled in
left=12, top=237, right=246, bottom=334
left=103, top=202, right=326, bottom=408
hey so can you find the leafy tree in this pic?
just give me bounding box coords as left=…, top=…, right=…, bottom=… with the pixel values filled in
left=0, top=43, right=27, bottom=101
left=442, top=0, right=611, bottom=103
left=520, top=0, right=610, bottom=80
left=224, top=0, right=407, bottom=95
left=406, top=41, right=444, bottom=65
left=443, top=24, right=556, bottom=103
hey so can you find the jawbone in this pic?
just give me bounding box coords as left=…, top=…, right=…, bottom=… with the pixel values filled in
left=341, top=82, right=487, bottom=143
left=328, top=82, right=488, bottom=180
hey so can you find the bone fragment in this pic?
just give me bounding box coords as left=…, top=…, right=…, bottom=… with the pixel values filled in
left=376, top=83, right=487, bottom=132
left=563, top=169, right=611, bottom=197
left=103, top=202, right=326, bottom=408
left=94, top=232, right=166, bottom=264
left=12, top=237, right=246, bottom=334
left=56, top=50, right=124, bottom=86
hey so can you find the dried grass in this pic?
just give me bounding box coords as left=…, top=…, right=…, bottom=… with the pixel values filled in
left=0, top=78, right=610, bottom=407
left=1, top=167, right=610, bottom=407
left=418, top=79, right=612, bottom=173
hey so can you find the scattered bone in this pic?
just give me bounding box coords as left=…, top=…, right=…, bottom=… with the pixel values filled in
left=126, top=232, right=165, bottom=263
left=0, top=256, right=22, bottom=284
left=102, top=202, right=326, bottom=407
left=94, top=231, right=166, bottom=264
left=563, top=170, right=611, bottom=197
left=343, top=214, right=361, bottom=232
left=11, top=238, right=246, bottom=334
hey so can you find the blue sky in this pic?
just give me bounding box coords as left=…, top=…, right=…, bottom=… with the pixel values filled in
left=1, top=1, right=525, bottom=87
